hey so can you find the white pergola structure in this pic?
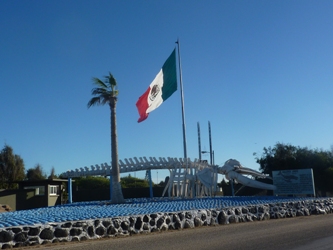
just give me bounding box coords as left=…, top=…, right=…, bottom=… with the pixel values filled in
left=61, top=157, right=219, bottom=203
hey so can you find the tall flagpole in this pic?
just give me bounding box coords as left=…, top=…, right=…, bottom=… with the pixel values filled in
left=176, top=39, right=188, bottom=161
left=209, top=121, right=213, bottom=165
left=176, top=39, right=188, bottom=197
left=198, top=122, right=201, bottom=161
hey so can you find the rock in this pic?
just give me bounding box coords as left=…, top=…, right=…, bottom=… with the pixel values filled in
left=211, top=210, right=218, bottom=217
left=135, top=217, right=143, bottom=230
left=143, top=215, right=150, bottom=223
left=183, top=221, right=192, bottom=228
left=129, top=217, right=135, bottom=227
left=242, top=207, right=249, bottom=214
left=235, top=207, right=242, bottom=215
left=107, top=226, right=117, bottom=235
left=296, top=210, right=304, bottom=216
left=54, top=228, right=68, bottom=238
left=150, top=213, right=158, bottom=219
left=303, top=208, right=310, bottom=216
left=172, top=214, right=178, bottom=222
left=238, top=215, right=246, bottom=222
left=156, top=217, right=165, bottom=229
left=174, top=221, right=182, bottom=229
left=102, top=220, right=111, bottom=228
left=217, top=210, right=228, bottom=225
left=210, top=216, right=218, bottom=226
left=263, top=213, right=270, bottom=220
left=94, top=220, right=100, bottom=227
left=0, top=231, right=13, bottom=243
left=245, top=214, right=253, bottom=222
left=87, top=226, right=94, bottom=237
left=227, top=209, right=234, bottom=215
left=70, top=228, right=82, bottom=236
left=178, top=212, right=185, bottom=221
left=258, top=206, right=265, bottom=213
left=129, top=228, right=138, bottom=235
left=229, top=215, right=239, bottom=224
left=28, top=227, right=40, bottom=236
left=149, top=219, right=155, bottom=226
left=61, top=222, right=72, bottom=228
left=1, top=243, right=12, bottom=249
left=15, top=242, right=27, bottom=247
left=29, top=237, right=39, bottom=243
left=314, top=207, right=326, bottom=215
left=142, top=223, right=149, bottom=231
left=194, top=217, right=202, bottom=227
left=40, top=228, right=54, bottom=240
left=185, top=212, right=192, bottom=219
left=11, top=228, right=21, bottom=234
left=121, top=221, right=129, bottom=231
left=250, top=206, right=258, bottom=214
left=113, top=219, right=120, bottom=228
left=14, top=232, right=27, bottom=242
left=73, top=222, right=85, bottom=227
left=251, top=215, right=258, bottom=221
left=52, top=239, right=60, bottom=243
left=275, top=212, right=285, bottom=219
left=95, top=226, right=105, bottom=236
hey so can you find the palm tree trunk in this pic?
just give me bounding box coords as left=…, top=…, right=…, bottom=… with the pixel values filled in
left=110, top=97, right=125, bottom=204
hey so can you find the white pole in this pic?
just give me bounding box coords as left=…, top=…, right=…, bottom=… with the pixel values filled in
left=209, top=121, right=213, bottom=165
left=176, top=39, right=187, bottom=161
left=176, top=39, right=188, bottom=197
left=198, top=122, right=202, bottom=161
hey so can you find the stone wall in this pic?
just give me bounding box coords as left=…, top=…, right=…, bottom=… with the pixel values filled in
left=0, top=198, right=332, bottom=249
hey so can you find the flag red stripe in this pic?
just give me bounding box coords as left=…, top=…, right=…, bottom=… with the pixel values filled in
left=136, top=87, right=150, bottom=123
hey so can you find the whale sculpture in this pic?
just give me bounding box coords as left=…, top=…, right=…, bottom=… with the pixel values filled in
left=219, top=159, right=276, bottom=190
left=61, top=156, right=276, bottom=199
left=163, top=158, right=276, bottom=198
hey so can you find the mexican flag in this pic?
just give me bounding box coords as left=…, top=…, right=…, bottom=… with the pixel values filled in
left=136, top=49, right=177, bottom=123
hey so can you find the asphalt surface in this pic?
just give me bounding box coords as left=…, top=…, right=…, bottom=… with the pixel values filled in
left=19, top=214, right=333, bottom=250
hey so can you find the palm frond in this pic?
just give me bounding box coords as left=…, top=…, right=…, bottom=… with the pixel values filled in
left=92, top=77, right=108, bottom=89
left=88, top=72, right=118, bottom=108
left=87, top=96, right=102, bottom=108
left=107, top=72, right=117, bottom=85
left=106, top=72, right=118, bottom=96
left=100, top=95, right=110, bottom=105
left=91, top=87, right=109, bottom=96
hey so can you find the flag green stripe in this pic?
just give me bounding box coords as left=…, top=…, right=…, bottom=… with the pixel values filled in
left=161, top=49, right=177, bottom=101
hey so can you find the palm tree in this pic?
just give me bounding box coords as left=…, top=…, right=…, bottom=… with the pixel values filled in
left=87, top=72, right=125, bottom=204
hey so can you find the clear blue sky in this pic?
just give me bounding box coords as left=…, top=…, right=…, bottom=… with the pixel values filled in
left=1, top=0, right=333, bottom=184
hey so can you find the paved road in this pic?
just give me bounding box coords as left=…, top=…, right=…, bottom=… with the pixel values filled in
left=22, top=214, right=333, bottom=250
